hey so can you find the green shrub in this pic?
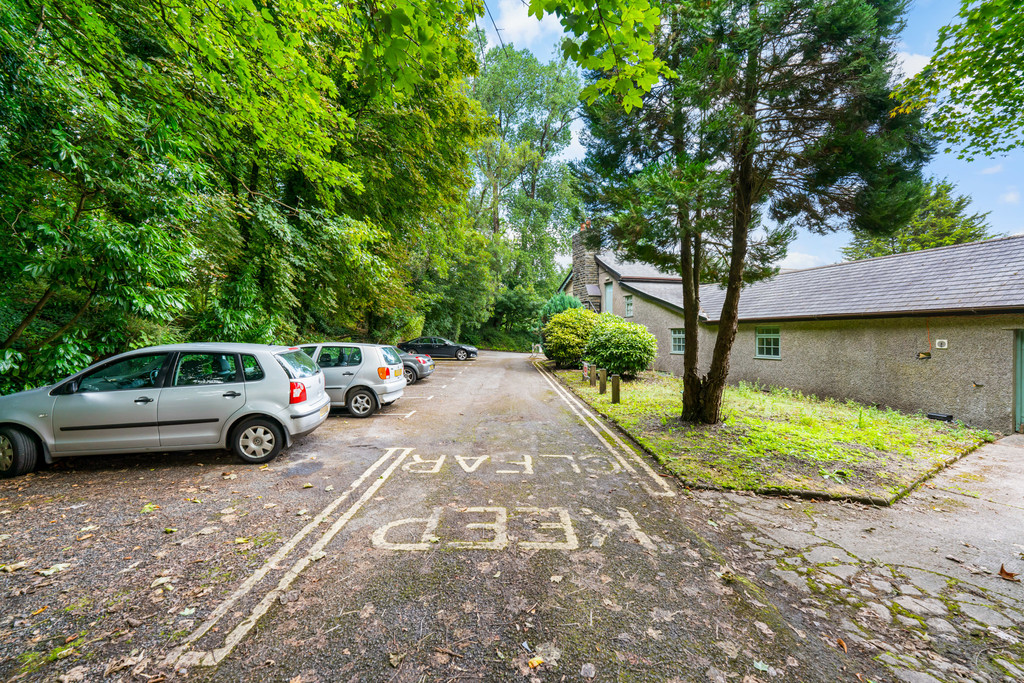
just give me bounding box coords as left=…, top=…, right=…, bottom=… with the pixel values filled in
left=584, top=317, right=657, bottom=377
left=542, top=307, right=599, bottom=367
left=538, top=293, right=583, bottom=360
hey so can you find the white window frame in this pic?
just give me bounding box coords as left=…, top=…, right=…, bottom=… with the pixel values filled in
left=755, top=326, right=781, bottom=359
left=624, top=295, right=633, bottom=317
left=670, top=328, right=685, bottom=354
left=604, top=281, right=613, bottom=313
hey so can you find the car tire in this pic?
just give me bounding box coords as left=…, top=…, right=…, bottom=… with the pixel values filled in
left=347, top=388, right=377, bottom=418
left=404, top=365, right=417, bottom=386
left=231, top=418, right=284, bottom=464
left=0, top=427, right=39, bottom=479
left=456, top=349, right=468, bottom=361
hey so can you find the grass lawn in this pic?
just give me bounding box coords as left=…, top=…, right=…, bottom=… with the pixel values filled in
left=552, top=367, right=994, bottom=504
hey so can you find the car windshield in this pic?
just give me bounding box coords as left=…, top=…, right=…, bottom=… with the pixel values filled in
left=276, top=350, right=319, bottom=379
left=381, top=346, right=402, bottom=365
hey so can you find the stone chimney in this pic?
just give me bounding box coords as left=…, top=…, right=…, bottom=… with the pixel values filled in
left=571, top=222, right=602, bottom=311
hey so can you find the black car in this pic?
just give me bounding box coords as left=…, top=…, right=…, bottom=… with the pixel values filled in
left=399, top=351, right=435, bottom=385
left=398, top=337, right=478, bottom=361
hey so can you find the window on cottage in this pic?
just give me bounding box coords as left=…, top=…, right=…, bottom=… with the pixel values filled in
left=670, top=328, right=685, bottom=354
left=624, top=295, right=633, bottom=317
left=755, top=326, right=781, bottom=359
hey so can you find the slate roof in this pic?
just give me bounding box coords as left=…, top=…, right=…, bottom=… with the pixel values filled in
left=593, top=235, right=1024, bottom=323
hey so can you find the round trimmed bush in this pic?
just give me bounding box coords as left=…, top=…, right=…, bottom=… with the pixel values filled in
left=538, top=293, right=583, bottom=360
left=542, top=307, right=599, bottom=367
left=584, top=317, right=657, bottom=377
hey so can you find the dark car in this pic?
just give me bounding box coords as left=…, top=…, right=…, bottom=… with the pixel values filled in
left=399, top=352, right=435, bottom=385
left=397, top=337, right=478, bottom=361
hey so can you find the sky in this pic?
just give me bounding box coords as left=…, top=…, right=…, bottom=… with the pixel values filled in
left=477, top=0, right=1024, bottom=269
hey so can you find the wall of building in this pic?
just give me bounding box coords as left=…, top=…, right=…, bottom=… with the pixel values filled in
left=629, top=289, right=1023, bottom=433
left=571, top=232, right=602, bottom=311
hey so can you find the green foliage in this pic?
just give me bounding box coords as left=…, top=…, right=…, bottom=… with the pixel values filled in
left=576, top=0, right=932, bottom=424
left=538, top=292, right=582, bottom=331
left=896, top=0, right=1024, bottom=158
left=461, top=325, right=536, bottom=352
left=841, top=178, right=998, bottom=260
left=542, top=307, right=599, bottom=367
left=583, top=316, right=657, bottom=377
left=492, top=286, right=545, bottom=334
left=528, top=0, right=672, bottom=111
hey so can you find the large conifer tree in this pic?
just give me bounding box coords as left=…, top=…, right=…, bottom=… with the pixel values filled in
left=576, top=0, right=933, bottom=424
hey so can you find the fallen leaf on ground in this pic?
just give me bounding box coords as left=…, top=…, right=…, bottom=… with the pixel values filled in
left=296, top=509, right=309, bottom=516
left=150, top=576, right=172, bottom=588
left=140, top=503, right=158, bottom=514
left=259, top=464, right=270, bottom=470
left=32, top=606, right=48, bottom=616
left=325, top=485, right=334, bottom=492
left=837, top=637, right=848, bottom=653
left=79, top=525, right=99, bottom=532
left=998, top=564, right=1021, bottom=582
left=2, top=561, right=29, bottom=572
left=164, top=528, right=178, bottom=534
left=550, top=575, right=562, bottom=583
left=36, top=563, right=70, bottom=576
left=302, top=483, right=313, bottom=489
left=264, top=503, right=277, bottom=509
left=389, top=653, right=405, bottom=667
left=222, top=472, right=237, bottom=480
left=528, top=657, right=544, bottom=668
left=234, top=537, right=250, bottom=544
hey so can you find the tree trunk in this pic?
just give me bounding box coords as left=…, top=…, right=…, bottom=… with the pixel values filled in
left=1, top=287, right=55, bottom=350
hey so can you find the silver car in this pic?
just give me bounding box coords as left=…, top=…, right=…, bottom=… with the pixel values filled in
left=0, top=343, right=330, bottom=478
left=299, top=343, right=404, bottom=418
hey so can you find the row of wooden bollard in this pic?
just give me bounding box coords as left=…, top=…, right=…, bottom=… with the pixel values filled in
left=583, top=362, right=620, bottom=403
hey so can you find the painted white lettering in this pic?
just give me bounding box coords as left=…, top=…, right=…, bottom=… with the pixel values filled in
left=402, top=453, right=447, bottom=474
left=370, top=507, right=442, bottom=550
left=516, top=507, right=579, bottom=550
left=449, top=507, right=509, bottom=550
left=496, top=455, right=534, bottom=475
left=587, top=507, right=657, bottom=551
left=454, top=455, right=490, bottom=473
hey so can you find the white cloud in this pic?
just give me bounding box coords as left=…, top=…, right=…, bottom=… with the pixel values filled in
left=1001, top=187, right=1020, bottom=204
left=980, top=163, right=1004, bottom=175
left=485, top=0, right=564, bottom=57
left=895, top=51, right=931, bottom=79
left=779, top=252, right=827, bottom=270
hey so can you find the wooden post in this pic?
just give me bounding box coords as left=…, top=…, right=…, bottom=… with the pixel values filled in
left=582, top=361, right=589, bottom=382
left=599, top=368, right=607, bottom=394
left=611, top=374, right=620, bottom=403
left=589, top=365, right=596, bottom=386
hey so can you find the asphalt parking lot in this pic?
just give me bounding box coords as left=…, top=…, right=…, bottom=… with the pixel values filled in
left=1, top=352, right=1020, bottom=682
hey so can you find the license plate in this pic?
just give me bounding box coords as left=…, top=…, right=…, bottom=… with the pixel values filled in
left=319, top=403, right=330, bottom=418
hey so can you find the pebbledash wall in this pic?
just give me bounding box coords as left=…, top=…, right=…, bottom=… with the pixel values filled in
left=587, top=245, right=1023, bottom=433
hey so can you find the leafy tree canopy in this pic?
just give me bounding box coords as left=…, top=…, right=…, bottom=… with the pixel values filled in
left=896, top=0, right=1024, bottom=158
left=841, top=178, right=998, bottom=260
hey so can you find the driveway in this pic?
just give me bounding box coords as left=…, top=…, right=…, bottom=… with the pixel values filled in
left=0, top=352, right=1020, bottom=682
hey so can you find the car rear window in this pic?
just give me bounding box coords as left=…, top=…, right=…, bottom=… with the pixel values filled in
left=275, top=350, right=320, bottom=379
left=381, top=346, right=401, bottom=365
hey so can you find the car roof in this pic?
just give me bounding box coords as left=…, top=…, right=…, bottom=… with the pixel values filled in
left=306, top=342, right=393, bottom=348
left=127, top=343, right=296, bottom=354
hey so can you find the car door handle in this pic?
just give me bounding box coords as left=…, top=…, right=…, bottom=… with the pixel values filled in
left=222, top=391, right=242, bottom=398
left=342, top=372, right=354, bottom=376
left=134, top=396, right=154, bottom=404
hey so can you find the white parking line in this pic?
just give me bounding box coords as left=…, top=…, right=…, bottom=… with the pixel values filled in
left=533, top=363, right=675, bottom=498
left=401, top=395, right=434, bottom=401
left=383, top=410, right=417, bottom=419
left=163, top=448, right=413, bottom=668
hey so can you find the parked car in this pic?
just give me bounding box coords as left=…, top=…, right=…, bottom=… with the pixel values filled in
left=0, top=343, right=330, bottom=478
left=299, top=343, right=404, bottom=417
left=397, top=337, right=478, bottom=360
left=399, top=351, right=435, bottom=385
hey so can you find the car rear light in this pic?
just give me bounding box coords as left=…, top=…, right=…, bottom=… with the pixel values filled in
left=377, top=367, right=390, bottom=380
left=417, top=357, right=428, bottom=364
left=289, top=381, right=307, bottom=404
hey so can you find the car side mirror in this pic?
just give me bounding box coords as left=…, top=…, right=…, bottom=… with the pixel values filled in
left=65, top=380, right=80, bottom=394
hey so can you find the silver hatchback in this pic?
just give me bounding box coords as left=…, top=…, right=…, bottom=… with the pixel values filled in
left=299, top=343, right=405, bottom=417
left=0, top=343, right=330, bottom=477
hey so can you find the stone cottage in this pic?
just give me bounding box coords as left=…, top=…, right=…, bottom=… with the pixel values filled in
left=561, top=232, right=1024, bottom=433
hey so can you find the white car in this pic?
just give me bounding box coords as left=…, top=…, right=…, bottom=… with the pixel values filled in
left=299, top=343, right=404, bottom=417
left=0, top=343, right=330, bottom=477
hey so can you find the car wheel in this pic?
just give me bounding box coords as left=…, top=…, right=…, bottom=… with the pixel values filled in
left=347, top=388, right=377, bottom=418
left=232, top=418, right=284, bottom=464
left=404, top=365, right=417, bottom=385
left=0, top=427, right=39, bottom=479
left=456, top=349, right=468, bottom=361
